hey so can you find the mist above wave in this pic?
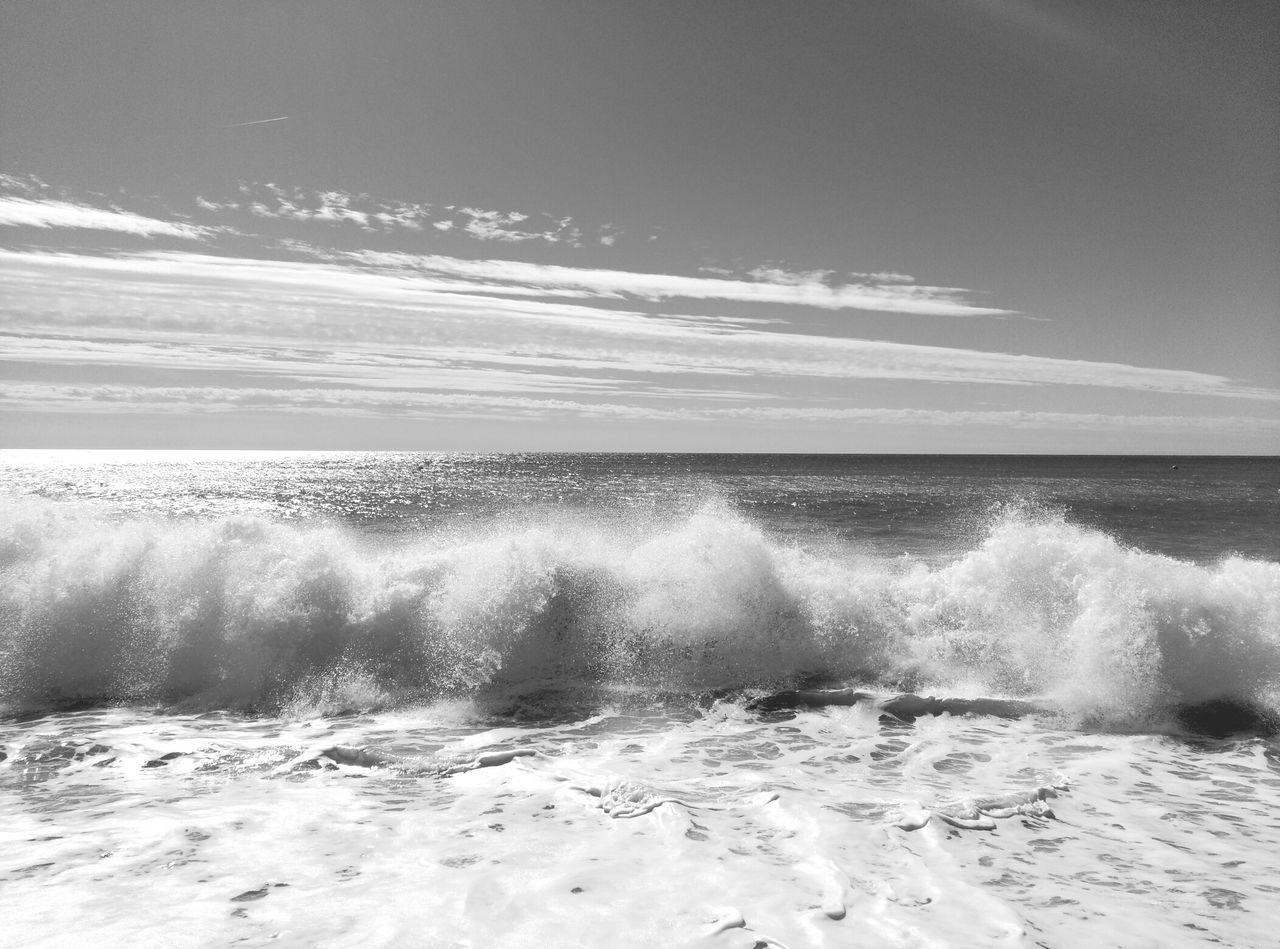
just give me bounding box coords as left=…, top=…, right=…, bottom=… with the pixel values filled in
left=1, top=498, right=1276, bottom=729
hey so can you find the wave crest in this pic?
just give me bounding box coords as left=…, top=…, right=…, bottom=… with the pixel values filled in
left=1, top=499, right=1276, bottom=727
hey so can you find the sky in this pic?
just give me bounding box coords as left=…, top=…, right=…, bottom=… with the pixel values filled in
left=1, top=0, right=1277, bottom=452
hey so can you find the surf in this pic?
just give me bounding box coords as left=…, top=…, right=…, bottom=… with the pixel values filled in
left=2, top=497, right=1277, bottom=732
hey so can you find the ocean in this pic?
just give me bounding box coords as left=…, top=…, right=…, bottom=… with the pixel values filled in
left=2, top=452, right=1278, bottom=948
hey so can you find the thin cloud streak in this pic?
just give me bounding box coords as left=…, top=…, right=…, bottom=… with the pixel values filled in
left=5, top=382, right=1278, bottom=438
left=0, top=197, right=211, bottom=240
left=2, top=333, right=761, bottom=401
left=3, top=249, right=1275, bottom=401
left=341, top=250, right=1013, bottom=317
left=222, top=116, right=290, bottom=128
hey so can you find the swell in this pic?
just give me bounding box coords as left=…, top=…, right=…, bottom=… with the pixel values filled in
left=2, top=498, right=1277, bottom=729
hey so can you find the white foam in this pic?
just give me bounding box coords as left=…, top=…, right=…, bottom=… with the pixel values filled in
left=2, top=701, right=1278, bottom=946
left=2, top=499, right=1277, bottom=728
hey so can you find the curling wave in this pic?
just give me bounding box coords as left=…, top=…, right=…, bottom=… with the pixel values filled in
left=1, top=499, right=1277, bottom=728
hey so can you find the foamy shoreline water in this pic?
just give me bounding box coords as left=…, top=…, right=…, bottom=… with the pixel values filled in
left=4, top=701, right=1278, bottom=948
left=2, top=454, right=1278, bottom=946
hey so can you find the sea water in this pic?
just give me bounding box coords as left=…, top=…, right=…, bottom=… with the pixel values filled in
left=1, top=452, right=1278, bottom=948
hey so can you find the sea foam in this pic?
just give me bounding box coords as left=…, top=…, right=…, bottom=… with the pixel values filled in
left=2, top=499, right=1276, bottom=728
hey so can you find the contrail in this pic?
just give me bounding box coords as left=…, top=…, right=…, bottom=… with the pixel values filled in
left=222, top=116, right=290, bottom=128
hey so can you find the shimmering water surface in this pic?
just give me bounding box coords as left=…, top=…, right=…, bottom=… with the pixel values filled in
left=2, top=452, right=1278, bottom=947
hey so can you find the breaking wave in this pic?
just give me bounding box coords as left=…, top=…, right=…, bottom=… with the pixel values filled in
left=2, top=499, right=1277, bottom=729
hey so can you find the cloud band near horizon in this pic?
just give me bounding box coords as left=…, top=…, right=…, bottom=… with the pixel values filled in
left=2, top=178, right=1276, bottom=452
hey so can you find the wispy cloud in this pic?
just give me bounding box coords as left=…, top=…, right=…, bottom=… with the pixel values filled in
left=224, top=182, right=591, bottom=245
left=5, top=381, right=1278, bottom=440
left=3, top=248, right=1275, bottom=403
left=222, top=116, right=289, bottom=128
left=338, top=250, right=1013, bottom=317
left=0, top=181, right=978, bottom=304
left=0, top=178, right=602, bottom=249
left=0, top=197, right=211, bottom=240
left=3, top=176, right=1275, bottom=451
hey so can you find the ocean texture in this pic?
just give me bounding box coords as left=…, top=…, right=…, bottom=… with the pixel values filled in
left=2, top=453, right=1278, bottom=947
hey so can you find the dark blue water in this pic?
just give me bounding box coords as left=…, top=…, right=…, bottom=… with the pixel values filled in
left=9, top=453, right=1277, bottom=562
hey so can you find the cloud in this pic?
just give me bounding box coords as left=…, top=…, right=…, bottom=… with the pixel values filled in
left=458, top=207, right=541, bottom=242
left=3, top=248, right=1277, bottom=404
left=2, top=181, right=952, bottom=307
left=219, top=182, right=589, bottom=245
left=0, top=178, right=605, bottom=255
left=0, top=197, right=211, bottom=240
left=713, top=264, right=918, bottom=287
left=221, top=116, right=289, bottom=128
left=339, top=250, right=1013, bottom=317
left=3, top=175, right=1274, bottom=450
left=0, top=173, right=49, bottom=197
left=5, top=381, right=1278, bottom=439
left=747, top=266, right=836, bottom=285
left=1, top=331, right=733, bottom=401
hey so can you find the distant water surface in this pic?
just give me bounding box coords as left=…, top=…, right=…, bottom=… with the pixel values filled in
left=9, top=452, right=1277, bottom=560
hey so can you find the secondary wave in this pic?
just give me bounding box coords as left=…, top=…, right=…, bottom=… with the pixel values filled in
left=2, top=499, right=1277, bottom=728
